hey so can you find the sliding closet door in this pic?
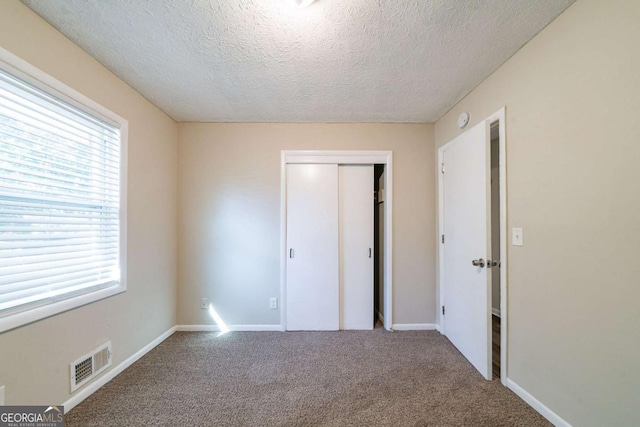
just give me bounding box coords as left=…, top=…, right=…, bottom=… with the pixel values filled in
left=286, top=164, right=339, bottom=330
left=339, top=165, right=374, bottom=330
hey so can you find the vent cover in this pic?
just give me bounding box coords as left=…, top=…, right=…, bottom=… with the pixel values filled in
left=70, top=342, right=112, bottom=392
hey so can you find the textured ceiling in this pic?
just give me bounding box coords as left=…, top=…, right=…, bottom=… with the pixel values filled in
left=22, top=0, right=575, bottom=123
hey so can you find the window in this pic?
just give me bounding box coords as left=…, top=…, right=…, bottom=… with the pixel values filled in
left=0, top=49, right=127, bottom=333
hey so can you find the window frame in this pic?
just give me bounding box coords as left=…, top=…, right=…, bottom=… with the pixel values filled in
left=0, top=47, right=128, bottom=333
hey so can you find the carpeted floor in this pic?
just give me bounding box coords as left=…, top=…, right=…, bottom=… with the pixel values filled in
left=66, top=330, right=550, bottom=426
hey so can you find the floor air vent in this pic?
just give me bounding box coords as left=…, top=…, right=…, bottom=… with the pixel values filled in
left=70, top=342, right=112, bottom=392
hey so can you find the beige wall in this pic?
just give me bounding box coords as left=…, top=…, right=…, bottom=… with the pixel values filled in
left=178, top=123, right=435, bottom=327
left=0, top=1, right=178, bottom=405
left=435, top=0, right=640, bottom=425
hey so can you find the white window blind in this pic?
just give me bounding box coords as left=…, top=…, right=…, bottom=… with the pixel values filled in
left=0, top=67, right=123, bottom=319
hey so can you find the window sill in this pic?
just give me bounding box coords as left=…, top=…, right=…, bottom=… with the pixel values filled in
left=0, top=284, right=126, bottom=334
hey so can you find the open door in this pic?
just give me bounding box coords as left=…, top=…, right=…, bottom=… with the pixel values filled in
left=441, top=120, right=492, bottom=379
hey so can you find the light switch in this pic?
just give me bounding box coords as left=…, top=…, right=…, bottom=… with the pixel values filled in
left=512, top=227, right=524, bottom=246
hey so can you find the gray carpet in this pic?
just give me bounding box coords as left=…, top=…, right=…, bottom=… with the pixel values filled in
left=66, top=330, right=550, bottom=426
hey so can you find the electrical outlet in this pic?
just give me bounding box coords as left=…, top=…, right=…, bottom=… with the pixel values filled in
left=269, top=297, right=278, bottom=309
left=200, top=298, right=208, bottom=310
left=0, top=385, right=5, bottom=405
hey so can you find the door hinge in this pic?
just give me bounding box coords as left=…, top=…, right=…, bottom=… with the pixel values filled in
left=441, top=234, right=445, bottom=244
left=441, top=163, right=445, bottom=174
left=442, top=305, right=445, bottom=316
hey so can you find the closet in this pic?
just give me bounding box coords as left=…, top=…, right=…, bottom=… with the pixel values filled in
left=286, top=164, right=373, bottom=331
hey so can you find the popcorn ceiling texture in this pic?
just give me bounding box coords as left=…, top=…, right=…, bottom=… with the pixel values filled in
left=22, top=0, right=574, bottom=123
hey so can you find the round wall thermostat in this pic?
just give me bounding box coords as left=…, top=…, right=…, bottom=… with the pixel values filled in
left=457, top=112, right=470, bottom=129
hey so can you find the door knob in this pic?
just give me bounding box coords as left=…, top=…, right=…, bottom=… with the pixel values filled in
left=471, top=258, right=485, bottom=268
left=487, top=259, right=499, bottom=268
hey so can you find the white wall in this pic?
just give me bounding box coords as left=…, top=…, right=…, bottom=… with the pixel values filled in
left=177, top=123, right=435, bottom=327
left=0, top=0, right=178, bottom=405
left=435, top=0, right=640, bottom=425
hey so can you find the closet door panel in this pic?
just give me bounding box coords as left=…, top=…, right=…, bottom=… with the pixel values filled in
left=339, top=165, right=374, bottom=330
left=286, top=164, right=339, bottom=330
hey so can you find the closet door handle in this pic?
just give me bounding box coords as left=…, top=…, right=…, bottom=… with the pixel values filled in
left=369, top=248, right=372, bottom=258
left=290, top=249, right=294, bottom=258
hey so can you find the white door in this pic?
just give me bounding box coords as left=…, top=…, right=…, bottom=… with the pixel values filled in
left=286, top=164, right=339, bottom=330
left=339, top=165, right=374, bottom=330
left=442, top=120, right=492, bottom=379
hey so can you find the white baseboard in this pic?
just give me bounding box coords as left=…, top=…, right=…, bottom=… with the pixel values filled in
left=391, top=323, right=438, bottom=331
left=492, top=308, right=501, bottom=318
left=176, top=324, right=282, bottom=332
left=506, top=379, right=572, bottom=427
left=436, top=323, right=443, bottom=333
left=63, top=326, right=176, bottom=412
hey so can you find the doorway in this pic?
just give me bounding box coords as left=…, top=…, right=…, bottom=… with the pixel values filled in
left=490, top=123, right=501, bottom=379
left=373, top=164, right=385, bottom=328
left=281, top=151, right=394, bottom=331
left=438, top=108, right=507, bottom=384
